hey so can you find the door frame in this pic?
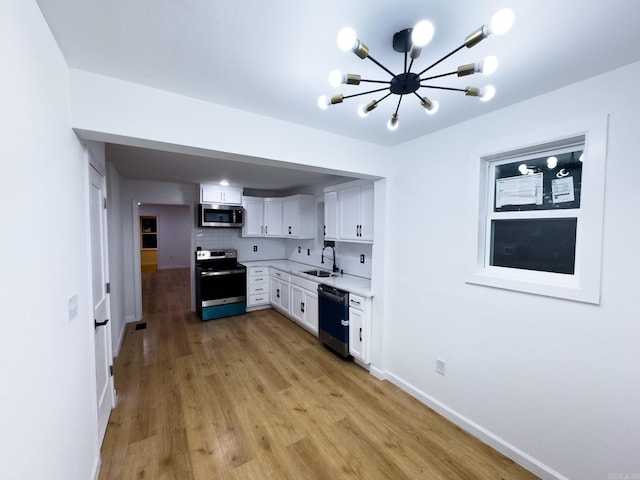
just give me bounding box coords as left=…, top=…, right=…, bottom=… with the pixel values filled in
left=88, top=154, right=116, bottom=446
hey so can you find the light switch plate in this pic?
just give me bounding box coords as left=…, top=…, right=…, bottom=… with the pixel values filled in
left=68, top=294, right=78, bottom=321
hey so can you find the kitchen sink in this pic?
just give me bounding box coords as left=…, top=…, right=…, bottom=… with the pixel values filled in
left=302, top=269, right=334, bottom=278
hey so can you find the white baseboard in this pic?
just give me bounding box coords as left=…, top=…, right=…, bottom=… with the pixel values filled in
left=376, top=369, right=569, bottom=480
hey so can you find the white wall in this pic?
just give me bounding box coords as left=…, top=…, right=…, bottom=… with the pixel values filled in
left=106, top=162, right=127, bottom=355
left=383, top=62, right=640, bottom=479
left=0, top=1, right=100, bottom=479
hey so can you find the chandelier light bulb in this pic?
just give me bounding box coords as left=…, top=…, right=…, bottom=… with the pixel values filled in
left=328, top=69, right=343, bottom=87
left=411, top=20, right=435, bottom=47
left=481, top=56, right=499, bottom=76
left=358, top=104, right=369, bottom=118
left=317, top=95, right=330, bottom=110
left=425, top=99, right=439, bottom=115
left=387, top=114, right=399, bottom=131
left=479, top=85, right=496, bottom=102
left=337, top=27, right=358, bottom=52
left=547, top=156, right=558, bottom=169
left=489, top=8, right=515, bottom=36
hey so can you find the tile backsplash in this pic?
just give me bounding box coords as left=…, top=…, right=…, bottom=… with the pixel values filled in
left=195, top=228, right=372, bottom=279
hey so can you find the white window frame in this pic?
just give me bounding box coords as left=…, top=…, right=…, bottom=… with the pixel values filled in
left=466, top=114, right=608, bottom=304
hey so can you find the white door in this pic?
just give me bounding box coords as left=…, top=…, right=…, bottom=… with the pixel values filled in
left=89, top=165, right=115, bottom=445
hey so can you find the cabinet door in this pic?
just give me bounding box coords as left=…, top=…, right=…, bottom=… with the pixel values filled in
left=290, top=285, right=304, bottom=323
left=324, top=191, right=338, bottom=240
left=302, top=291, right=318, bottom=335
left=201, top=186, right=224, bottom=203
left=282, top=197, right=298, bottom=237
left=279, top=281, right=290, bottom=314
left=242, top=197, right=265, bottom=236
left=269, top=277, right=280, bottom=306
left=264, top=199, right=284, bottom=236
left=338, top=186, right=361, bottom=240
left=349, top=307, right=365, bottom=361
left=359, top=183, right=374, bottom=242
left=222, top=189, right=242, bottom=205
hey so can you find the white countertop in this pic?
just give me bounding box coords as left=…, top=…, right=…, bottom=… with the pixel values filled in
left=240, top=259, right=374, bottom=297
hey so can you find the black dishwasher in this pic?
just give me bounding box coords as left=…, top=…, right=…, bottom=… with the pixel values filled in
left=318, top=284, right=350, bottom=358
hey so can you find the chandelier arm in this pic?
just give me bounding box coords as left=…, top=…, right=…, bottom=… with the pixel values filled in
left=342, top=86, right=392, bottom=100
left=407, top=57, right=416, bottom=74
left=420, top=71, right=458, bottom=82
left=359, top=79, right=392, bottom=85
left=421, top=85, right=466, bottom=92
left=365, top=54, right=397, bottom=78
left=393, top=95, right=403, bottom=116
left=416, top=44, right=466, bottom=77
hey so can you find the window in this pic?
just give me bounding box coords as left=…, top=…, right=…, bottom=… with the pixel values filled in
left=467, top=115, right=608, bottom=304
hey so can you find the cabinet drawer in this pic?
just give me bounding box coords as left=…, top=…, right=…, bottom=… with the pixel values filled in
left=349, top=293, right=365, bottom=310
left=248, top=275, right=268, bottom=285
left=248, top=293, right=269, bottom=306
left=290, top=275, right=318, bottom=292
left=270, top=269, right=290, bottom=282
left=248, top=266, right=269, bottom=276
left=249, top=284, right=269, bottom=295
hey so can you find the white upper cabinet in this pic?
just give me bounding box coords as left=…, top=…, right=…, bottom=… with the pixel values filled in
left=200, top=185, right=243, bottom=205
left=242, top=194, right=315, bottom=239
left=323, top=190, right=338, bottom=240
left=283, top=195, right=315, bottom=238
left=242, top=196, right=265, bottom=237
left=264, top=198, right=284, bottom=237
left=324, top=180, right=374, bottom=243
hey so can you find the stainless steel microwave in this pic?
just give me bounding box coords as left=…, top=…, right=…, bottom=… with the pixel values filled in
left=198, top=203, right=244, bottom=228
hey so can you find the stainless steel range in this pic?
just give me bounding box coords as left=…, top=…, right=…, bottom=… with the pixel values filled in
left=195, top=249, right=246, bottom=321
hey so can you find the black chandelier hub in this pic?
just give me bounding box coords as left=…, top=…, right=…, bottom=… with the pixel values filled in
left=390, top=72, right=421, bottom=95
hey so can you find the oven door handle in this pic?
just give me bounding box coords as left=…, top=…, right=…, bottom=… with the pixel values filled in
left=200, top=268, right=246, bottom=277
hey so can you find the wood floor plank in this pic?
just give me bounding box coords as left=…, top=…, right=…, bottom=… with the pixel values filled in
left=99, top=268, right=540, bottom=480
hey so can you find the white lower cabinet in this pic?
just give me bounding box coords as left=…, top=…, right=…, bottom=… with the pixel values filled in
left=247, top=266, right=270, bottom=310
left=269, top=269, right=290, bottom=315
left=349, top=293, right=371, bottom=364
left=290, top=276, right=319, bottom=335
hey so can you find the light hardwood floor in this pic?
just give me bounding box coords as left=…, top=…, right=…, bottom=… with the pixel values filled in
left=99, top=268, right=539, bottom=479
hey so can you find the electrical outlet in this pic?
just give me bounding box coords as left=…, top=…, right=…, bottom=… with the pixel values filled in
left=436, top=358, right=446, bottom=376
left=253, top=245, right=258, bottom=252
left=68, top=294, right=78, bottom=321
left=360, top=254, right=365, bottom=263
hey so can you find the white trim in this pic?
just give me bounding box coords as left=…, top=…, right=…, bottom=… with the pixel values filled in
left=466, top=113, right=608, bottom=304
left=379, top=370, right=570, bottom=480
left=91, top=456, right=101, bottom=480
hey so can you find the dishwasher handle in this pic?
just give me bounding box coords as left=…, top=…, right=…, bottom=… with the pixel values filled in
left=317, top=285, right=348, bottom=305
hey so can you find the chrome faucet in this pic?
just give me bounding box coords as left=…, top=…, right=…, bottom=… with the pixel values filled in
left=321, top=245, right=339, bottom=272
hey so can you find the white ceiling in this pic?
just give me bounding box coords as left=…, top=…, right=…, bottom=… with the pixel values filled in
left=36, top=0, right=640, bottom=190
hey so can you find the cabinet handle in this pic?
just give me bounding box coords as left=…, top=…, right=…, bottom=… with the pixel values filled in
left=301, top=302, right=305, bottom=313
left=323, top=225, right=326, bottom=236
left=265, top=225, right=268, bottom=235
left=255, top=288, right=263, bottom=292
left=288, top=226, right=292, bottom=234
left=277, top=288, right=280, bottom=298
left=359, top=327, right=362, bottom=342
left=351, top=300, right=361, bottom=306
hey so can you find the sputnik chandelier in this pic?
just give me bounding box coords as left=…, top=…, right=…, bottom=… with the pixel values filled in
left=318, top=8, right=515, bottom=131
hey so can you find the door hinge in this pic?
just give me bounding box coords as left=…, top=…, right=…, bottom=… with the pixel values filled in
left=109, top=365, right=114, bottom=376
left=106, top=282, right=111, bottom=294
